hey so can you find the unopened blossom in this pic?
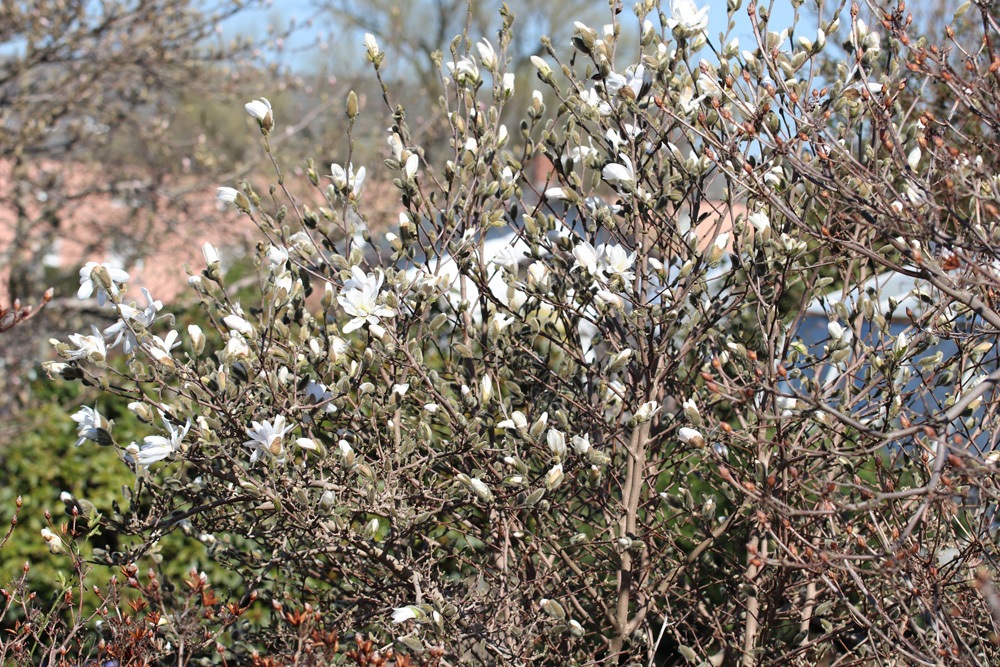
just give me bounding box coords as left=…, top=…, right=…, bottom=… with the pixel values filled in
left=682, top=398, right=702, bottom=425
left=707, top=233, right=729, bottom=265
left=244, top=415, right=295, bottom=463
left=497, top=410, right=528, bottom=431
left=748, top=211, right=771, bottom=241
left=188, top=324, right=205, bottom=355
left=529, top=55, right=552, bottom=78
left=544, top=187, right=574, bottom=202
left=572, top=434, right=592, bottom=456
left=501, top=72, right=515, bottom=97
left=244, top=97, right=273, bottom=132
left=894, top=331, right=909, bottom=357
left=41, top=528, right=63, bottom=554
left=224, top=314, right=255, bottom=337
left=392, top=605, right=421, bottom=624
left=295, top=438, right=318, bottom=452
left=633, top=400, right=660, bottom=423
left=77, top=261, right=130, bottom=306
left=547, top=429, right=568, bottom=460
left=595, top=289, right=625, bottom=310
left=363, top=32, right=379, bottom=58
left=677, top=426, right=705, bottom=447
left=603, top=154, right=636, bottom=188
left=469, top=477, right=493, bottom=502
left=666, top=0, right=709, bottom=35
left=215, top=187, right=249, bottom=212
left=72, top=405, right=110, bottom=447
left=404, top=153, right=419, bottom=180
left=338, top=267, right=396, bottom=334
left=337, top=439, right=355, bottom=466
left=476, top=38, right=497, bottom=70
left=545, top=463, right=565, bottom=490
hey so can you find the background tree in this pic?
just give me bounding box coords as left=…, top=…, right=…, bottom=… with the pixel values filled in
left=6, top=0, right=1000, bottom=665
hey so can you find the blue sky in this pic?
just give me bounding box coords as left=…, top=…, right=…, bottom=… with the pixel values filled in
left=220, top=0, right=805, bottom=72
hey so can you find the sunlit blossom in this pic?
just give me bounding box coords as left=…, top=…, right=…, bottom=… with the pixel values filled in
left=244, top=415, right=295, bottom=463
left=77, top=261, right=130, bottom=306
left=338, top=267, right=396, bottom=334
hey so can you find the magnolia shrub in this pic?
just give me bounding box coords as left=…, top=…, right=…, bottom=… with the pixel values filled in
left=38, top=0, right=1000, bottom=664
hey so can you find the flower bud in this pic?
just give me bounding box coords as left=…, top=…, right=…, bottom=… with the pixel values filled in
left=188, top=324, right=205, bottom=355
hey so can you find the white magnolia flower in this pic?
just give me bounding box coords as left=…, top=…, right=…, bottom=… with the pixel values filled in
left=137, top=413, right=191, bottom=467
left=329, top=162, right=367, bottom=198
left=338, top=267, right=396, bottom=334
left=72, top=405, right=109, bottom=447
left=222, top=332, right=251, bottom=362
left=604, top=64, right=646, bottom=100
left=244, top=97, right=273, bottom=131
left=304, top=380, right=336, bottom=414
left=64, top=325, right=108, bottom=363
left=527, top=261, right=551, bottom=291
left=476, top=38, right=498, bottom=70
left=497, top=410, right=528, bottom=431
left=666, top=0, right=709, bottom=35
left=602, top=154, right=636, bottom=188
left=266, top=245, right=289, bottom=270
left=748, top=211, right=771, bottom=240
left=104, top=288, right=162, bottom=354
left=244, top=415, right=295, bottom=463
left=573, top=241, right=600, bottom=275
left=363, top=32, right=380, bottom=57
left=678, top=84, right=706, bottom=116
left=572, top=434, right=592, bottom=456
left=599, top=243, right=637, bottom=283
left=148, top=329, right=181, bottom=365
left=446, top=57, right=479, bottom=83
left=77, top=261, right=130, bottom=306
left=392, top=605, right=421, bottom=624
left=633, top=400, right=660, bottom=423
